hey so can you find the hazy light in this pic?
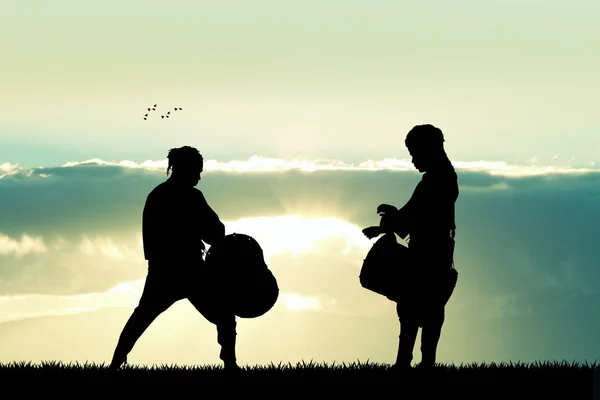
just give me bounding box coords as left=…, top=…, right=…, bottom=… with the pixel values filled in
left=280, top=293, right=321, bottom=311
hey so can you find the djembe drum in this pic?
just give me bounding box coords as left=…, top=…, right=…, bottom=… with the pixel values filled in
left=359, top=232, right=412, bottom=302
left=204, top=233, right=279, bottom=318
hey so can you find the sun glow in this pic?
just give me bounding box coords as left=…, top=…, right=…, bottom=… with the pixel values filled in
left=0, top=215, right=376, bottom=325
left=223, top=215, right=371, bottom=261
left=280, top=293, right=321, bottom=311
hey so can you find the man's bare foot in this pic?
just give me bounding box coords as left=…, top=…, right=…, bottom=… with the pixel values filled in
left=108, top=355, right=127, bottom=372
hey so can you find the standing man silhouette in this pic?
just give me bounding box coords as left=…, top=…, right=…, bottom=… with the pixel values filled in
left=108, top=146, right=239, bottom=371
left=363, top=124, right=459, bottom=368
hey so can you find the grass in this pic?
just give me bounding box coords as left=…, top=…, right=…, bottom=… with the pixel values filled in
left=0, top=359, right=597, bottom=397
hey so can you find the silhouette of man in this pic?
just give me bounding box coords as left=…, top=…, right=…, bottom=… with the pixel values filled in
left=108, top=146, right=238, bottom=371
left=363, top=124, right=459, bottom=368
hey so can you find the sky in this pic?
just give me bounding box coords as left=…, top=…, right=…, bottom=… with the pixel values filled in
left=1, top=0, right=599, bottom=367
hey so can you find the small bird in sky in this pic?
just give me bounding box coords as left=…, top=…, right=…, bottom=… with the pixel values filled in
left=144, top=104, right=181, bottom=120
left=143, top=105, right=158, bottom=120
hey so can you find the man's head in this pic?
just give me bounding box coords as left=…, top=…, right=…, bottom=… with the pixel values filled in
left=405, top=124, right=445, bottom=172
left=166, top=146, right=203, bottom=186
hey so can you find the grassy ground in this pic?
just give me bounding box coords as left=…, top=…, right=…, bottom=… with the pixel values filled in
left=0, top=360, right=597, bottom=397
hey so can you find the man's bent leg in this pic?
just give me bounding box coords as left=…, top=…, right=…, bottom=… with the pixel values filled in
left=109, top=274, right=177, bottom=371
left=188, top=293, right=238, bottom=369
left=109, top=303, right=173, bottom=370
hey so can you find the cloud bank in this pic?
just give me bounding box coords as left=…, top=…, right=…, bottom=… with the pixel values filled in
left=1, top=156, right=600, bottom=364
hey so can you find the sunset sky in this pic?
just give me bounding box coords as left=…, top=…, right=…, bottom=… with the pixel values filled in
left=1, top=0, right=599, bottom=367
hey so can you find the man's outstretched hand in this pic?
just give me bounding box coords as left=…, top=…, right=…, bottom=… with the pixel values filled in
left=362, top=226, right=382, bottom=239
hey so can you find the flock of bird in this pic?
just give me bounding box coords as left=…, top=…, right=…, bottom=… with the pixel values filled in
left=143, top=104, right=183, bottom=120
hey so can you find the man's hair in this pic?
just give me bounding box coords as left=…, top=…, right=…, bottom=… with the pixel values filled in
left=405, top=124, right=445, bottom=151
left=166, top=146, right=203, bottom=176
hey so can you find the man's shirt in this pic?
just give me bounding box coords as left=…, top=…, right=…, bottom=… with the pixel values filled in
left=395, top=158, right=459, bottom=251
left=142, top=179, right=225, bottom=266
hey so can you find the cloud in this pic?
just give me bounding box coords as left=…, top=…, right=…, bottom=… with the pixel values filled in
left=78, top=235, right=130, bottom=260
left=4, top=155, right=600, bottom=178
left=1, top=155, right=600, bottom=361
left=0, top=233, right=146, bottom=296
left=2, top=156, right=598, bottom=242
left=0, top=286, right=333, bottom=325
left=1, top=157, right=600, bottom=300
left=0, top=234, right=48, bottom=258
left=0, top=162, right=22, bottom=179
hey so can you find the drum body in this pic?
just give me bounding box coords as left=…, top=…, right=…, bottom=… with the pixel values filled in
left=205, top=233, right=279, bottom=318
left=360, top=233, right=411, bottom=301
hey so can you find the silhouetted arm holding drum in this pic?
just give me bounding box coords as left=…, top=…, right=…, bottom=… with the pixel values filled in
left=363, top=176, right=428, bottom=241
left=362, top=203, right=411, bottom=239
left=196, top=190, right=225, bottom=245
left=375, top=182, right=421, bottom=241
left=369, top=206, right=410, bottom=240
left=362, top=201, right=412, bottom=240
left=389, top=203, right=413, bottom=240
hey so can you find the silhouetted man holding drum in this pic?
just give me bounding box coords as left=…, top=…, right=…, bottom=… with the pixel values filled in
left=363, top=124, right=459, bottom=369
left=108, top=146, right=238, bottom=372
